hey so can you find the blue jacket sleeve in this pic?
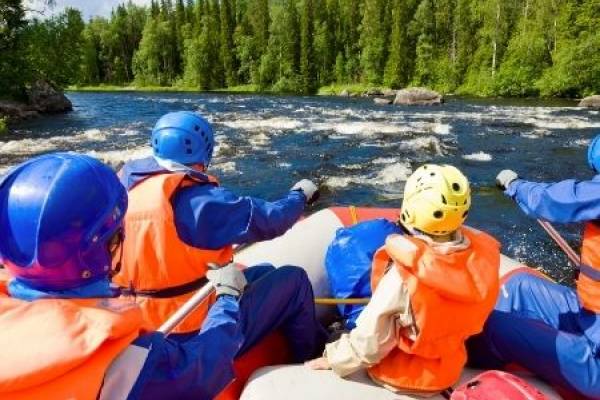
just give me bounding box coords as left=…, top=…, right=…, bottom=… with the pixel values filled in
left=506, top=176, right=600, bottom=223
left=173, top=185, right=306, bottom=249
left=130, top=295, right=243, bottom=399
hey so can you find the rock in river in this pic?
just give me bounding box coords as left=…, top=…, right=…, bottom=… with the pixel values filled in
left=394, top=87, right=443, bottom=106
left=373, top=97, right=392, bottom=105
left=579, top=95, right=600, bottom=109
left=27, top=80, right=73, bottom=113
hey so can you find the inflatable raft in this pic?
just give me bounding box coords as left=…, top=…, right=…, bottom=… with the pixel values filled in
left=231, top=207, right=562, bottom=399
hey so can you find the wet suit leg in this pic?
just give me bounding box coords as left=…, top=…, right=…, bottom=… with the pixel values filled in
left=467, top=272, right=600, bottom=398
left=238, top=264, right=328, bottom=362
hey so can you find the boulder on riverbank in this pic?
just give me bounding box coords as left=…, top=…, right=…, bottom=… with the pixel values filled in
left=27, top=80, right=73, bottom=113
left=0, top=80, right=72, bottom=125
left=0, top=100, right=40, bottom=121
left=394, top=87, right=443, bottom=106
left=579, top=95, right=600, bottom=109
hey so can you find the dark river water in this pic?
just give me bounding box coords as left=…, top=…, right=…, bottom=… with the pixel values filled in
left=2, top=92, right=600, bottom=282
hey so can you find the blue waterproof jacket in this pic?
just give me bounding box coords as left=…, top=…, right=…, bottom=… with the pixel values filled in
left=119, top=156, right=306, bottom=249
left=325, top=219, right=402, bottom=328
left=506, top=175, right=600, bottom=223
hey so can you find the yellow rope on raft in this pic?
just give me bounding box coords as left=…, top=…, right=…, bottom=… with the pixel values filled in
left=315, top=297, right=370, bottom=305
left=349, top=205, right=359, bottom=225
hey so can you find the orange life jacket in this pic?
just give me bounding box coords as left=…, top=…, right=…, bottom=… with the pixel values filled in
left=113, top=172, right=233, bottom=334
left=578, top=221, right=600, bottom=312
left=368, top=228, right=500, bottom=392
left=0, top=286, right=143, bottom=400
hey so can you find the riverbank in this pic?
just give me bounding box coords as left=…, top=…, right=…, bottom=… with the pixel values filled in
left=68, top=83, right=389, bottom=97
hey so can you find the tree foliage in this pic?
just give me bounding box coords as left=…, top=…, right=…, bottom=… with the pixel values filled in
left=1, top=0, right=599, bottom=96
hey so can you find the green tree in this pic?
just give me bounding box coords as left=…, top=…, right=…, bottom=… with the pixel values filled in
left=359, top=0, right=387, bottom=84
left=0, top=0, right=28, bottom=98
left=300, top=0, right=317, bottom=93
left=384, top=0, right=417, bottom=88
left=220, top=0, right=237, bottom=86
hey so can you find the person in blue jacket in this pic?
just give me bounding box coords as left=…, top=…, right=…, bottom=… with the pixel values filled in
left=467, top=134, right=600, bottom=398
left=113, top=111, right=321, bottom=334
left=0, top=153, right=326, bottom=399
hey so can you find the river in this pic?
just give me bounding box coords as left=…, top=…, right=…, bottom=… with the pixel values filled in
left=2, top=92, right=600, bottom=282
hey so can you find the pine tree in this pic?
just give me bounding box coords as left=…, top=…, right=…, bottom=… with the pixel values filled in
left=220, top=0, right=237, bottom=86
left=384, top=0, right=417, bottom=88
left=359, top=0, right=386, bottom=84
left=300, top=0, right=317, bottom=93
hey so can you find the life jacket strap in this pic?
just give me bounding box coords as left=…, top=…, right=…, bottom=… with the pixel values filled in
left=120, top=276, right=209, bottom=298
left=580, top=264, right=600, bottom=282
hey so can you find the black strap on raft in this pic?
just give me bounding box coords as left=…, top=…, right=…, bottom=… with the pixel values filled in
left=120, top=276, right=209, bottom=299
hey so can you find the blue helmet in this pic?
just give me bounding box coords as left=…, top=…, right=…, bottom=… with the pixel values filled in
left=151, top=111, right=215, bottom=166
left=588, top=134, right=600, bottom=173
left=0, top=153, right=127, bottom=291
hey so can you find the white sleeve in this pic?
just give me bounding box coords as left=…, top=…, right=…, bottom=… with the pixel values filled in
left=324, top=267, right=412, bottom=377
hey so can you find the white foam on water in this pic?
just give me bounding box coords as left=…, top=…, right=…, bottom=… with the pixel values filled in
left=213, top=161, right=237, bottom=173
left=399, top=136, right=445, bottom=155
left=569, top=138, right=590, bottom=147
left=311, top=121, right=412, bottom=136
left=324, top=176, right=355, bottom=188
left=0, top=128, right=112, bottom=156
left=520, top=129, right=551, bottom=139
left=433, top=123, right=451, bottom=135
left=220, top=117, right=304, bottom=131
left=86, top=147, right=153, bottom=169
left=374, top=162, right=412, bottom=185
left=340, top=163, right=363, bottom=170
left=524, top=116, right=600, bottom=130
left=278, top=161, right=291, bottom=168
left=325, top=162, right=411, bottom=190
left=248, top=132, right=271, bottom=148
left=371, top=157, right=398, bottom=165
left=463, top=151, right=493, bottom=162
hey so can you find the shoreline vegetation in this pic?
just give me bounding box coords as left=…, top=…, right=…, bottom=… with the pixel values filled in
left=67, top=83, right=387, bottom=96
left=67, top=84, right=588, bottom=102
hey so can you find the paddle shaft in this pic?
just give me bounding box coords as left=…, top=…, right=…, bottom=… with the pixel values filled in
left=537, top=219, right=581, bottom=268
left=157, top=243, right=251, bottom=335
left=315, top=297, right=370, bottom=305
left=158, top=282, right=215, bottom=334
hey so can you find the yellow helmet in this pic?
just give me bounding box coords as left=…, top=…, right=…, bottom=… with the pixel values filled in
left=400, top=164, right=471, bottom=236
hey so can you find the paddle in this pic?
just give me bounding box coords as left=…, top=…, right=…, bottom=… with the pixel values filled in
left=536, top=219, right=581, bottom=268
left=157, top=244, right=250, bottom=335
left=315, top=297, right=370, bottom=305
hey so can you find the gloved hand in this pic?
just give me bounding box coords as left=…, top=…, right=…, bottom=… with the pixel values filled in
left=291, top=179, right=319, bottom=204
left=496, top=169, right=519, bottom=190
left=207, top=263, right=247, bottom=298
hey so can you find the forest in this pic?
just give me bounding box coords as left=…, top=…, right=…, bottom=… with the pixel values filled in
left=1, top=0, right=599, bottom=98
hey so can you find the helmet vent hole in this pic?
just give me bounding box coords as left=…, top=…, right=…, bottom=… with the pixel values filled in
left=401, top=213, right=406, bottom=222
left=186, top=149, right=192, bottom=154
left=452, top=183, right=461, bottom=191
left=194, top=125, right=200, bottom=131
left=185, top=139, right=191, bottom=145
left=441, top=194, right=447, bottom=204
left=154, top=139, right=158, bottom=145
left=430, top=172, right=435, bottom=177
left=433, top=210, right=443, bottom=219
left=464, top=199, right=468, bottom=205
left=201, top=131, right=206, bottom=138
left=463, top=210, right=469, bottom=218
